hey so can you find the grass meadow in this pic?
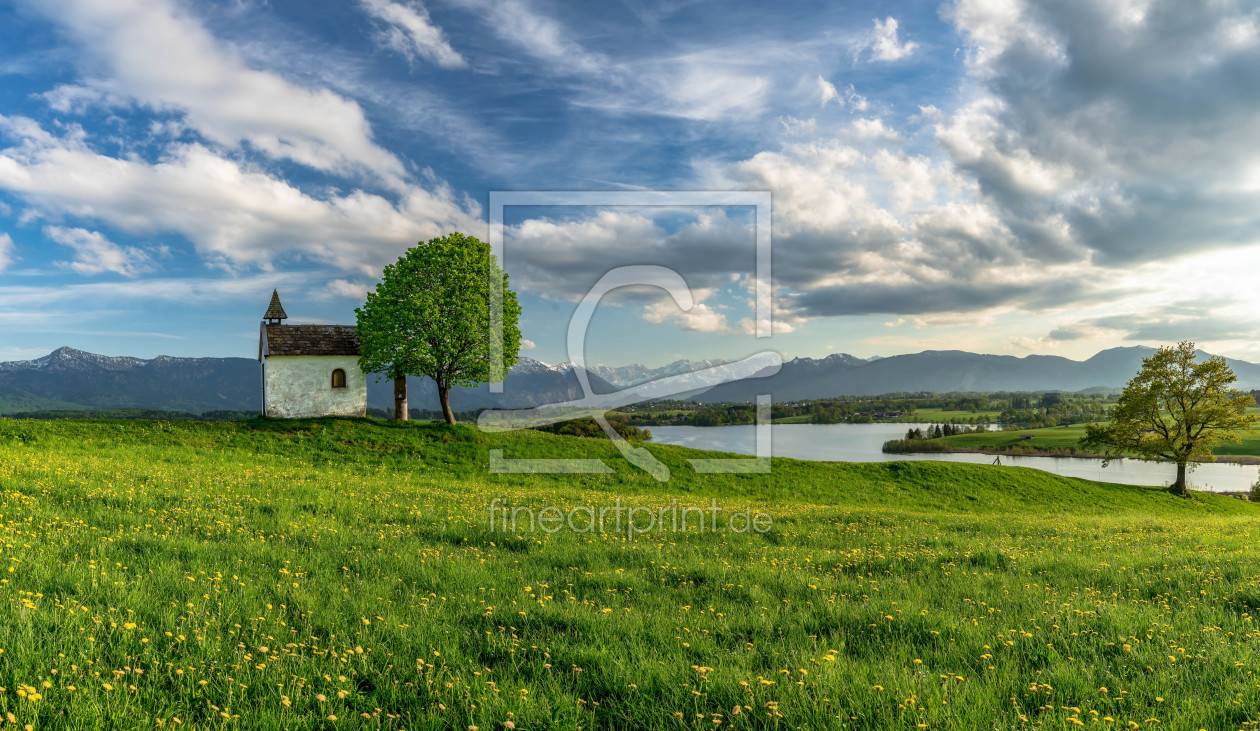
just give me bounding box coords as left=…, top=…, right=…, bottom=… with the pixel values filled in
left=879, top=409, right=1003, bottom=424
left=1, top=418, right=1260, bottom=728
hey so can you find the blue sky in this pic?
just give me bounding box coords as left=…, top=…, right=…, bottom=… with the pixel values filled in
left=0, top=0, right=1258, bottom=367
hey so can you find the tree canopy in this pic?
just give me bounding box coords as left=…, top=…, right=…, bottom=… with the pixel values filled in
left=356, top=232, right=522, bottom=424
left=1079, top=341, right=1256, bottom=495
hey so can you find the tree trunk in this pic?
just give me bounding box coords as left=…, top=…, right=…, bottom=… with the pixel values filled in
left=1171, top=461, right=1188, bottom=496
left=393, top=376, right=408, bottom=421
left=438, top=382, right=456, bottom=425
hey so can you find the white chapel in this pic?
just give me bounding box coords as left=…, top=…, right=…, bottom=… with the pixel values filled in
left=257, top=290, right=367, bottom=418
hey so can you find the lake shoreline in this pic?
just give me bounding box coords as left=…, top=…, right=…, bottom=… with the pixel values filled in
left=886, top=443, right=1260, bottom=465
left=648, top=423, right=1260, bottom=492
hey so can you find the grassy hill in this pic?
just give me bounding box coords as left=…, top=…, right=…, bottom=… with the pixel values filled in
left=1, top=418, right=1259, bottom=729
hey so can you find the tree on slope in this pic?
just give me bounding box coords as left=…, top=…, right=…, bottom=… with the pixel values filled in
left=1079, top=341, right=1256, bottom=495
left=356, top=233, right=522, bottom=424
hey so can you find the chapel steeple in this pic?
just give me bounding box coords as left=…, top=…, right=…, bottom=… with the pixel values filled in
left=264, top=289, right=288, bottom=325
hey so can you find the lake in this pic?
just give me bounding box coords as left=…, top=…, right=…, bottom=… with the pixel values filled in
left=648, top=423, right=1260, bottom=493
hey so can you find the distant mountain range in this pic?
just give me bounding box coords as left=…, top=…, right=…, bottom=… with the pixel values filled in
left=1, top=345, right=1258, bottom=415
left=692, top=347, right=1260, bottom=402
left=0, top=347, right=261, bottom=414
left=370, top=357, right=620, bottom=412
left=0, top=347, right=620, bottom=415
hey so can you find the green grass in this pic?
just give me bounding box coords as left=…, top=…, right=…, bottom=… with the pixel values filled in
left=882, top=408, right=1002, bottom=423
left=943, top=424, right=1091, bottom=451
left=1, top=418, right=1260, bottom=729
left=770, top=409, right=1002, bottom=424
left=769, top=414, right=814, bottom=424
left=941, top=422, right=1260, bottom=458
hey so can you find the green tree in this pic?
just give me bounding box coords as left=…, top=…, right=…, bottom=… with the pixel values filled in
left=356, top=233, right=522, bottom=425
left=1079, top=341, right=1257, bottom=495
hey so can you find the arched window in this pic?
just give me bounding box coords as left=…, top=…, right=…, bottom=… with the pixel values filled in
left=331, top=369, right=347, bottom=389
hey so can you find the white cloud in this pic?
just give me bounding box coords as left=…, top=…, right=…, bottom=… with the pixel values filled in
left=359, top=0, right=467, bottom=69
left=643, top=51, right=770, bottom=121
left=724, top=141, right=900, bottom=236
left=498, top=208, right=767, bottom=334
left=778, top=116, right=817, bottom=136
left=504, top=209, right=757, bottom=305
left=26, top=0, right=409, bottom=188
left=703, top=129, right=1117, bottom=321
left=520, top=338, right=537, bottom=350
left=873, top=150, right=956, bottom=211
left=327, top=279, right=371, bottom=299
left=0, top=233, right=13, bottom=272
left=934, top=0, right=1260, bottom=274
left=0, top=345, right=62, bottom=361
left=40, top=85, right=127, bottom=114
left=738, top=316, right=796, bottom=335
left=817, top=75, right=839, bottom=106
left=0, top=115, right=477, bottom=275
left=943, top=0, right=1065, bottom=73
left=445, top=0, right=777, bottom=121
left=847, top=85, right=870, bottom=111
left=817, top=82, right=870, bottom=112
left=850, top=117, right=901, bottom=142
left=1219, top=15, right=1259, bottom=50
left=854, top=17, right=918, bottom=63
left=45, top=226, right=153, bottom=277
left=643, top=300, right=727, bottom=333
left=932, top=97, right=1075, bottom=197
left=578, top=47, right=772, bottom=122
left=447, top=0, right=605, bottom=76
left=0, top=272, right=318, bottom=311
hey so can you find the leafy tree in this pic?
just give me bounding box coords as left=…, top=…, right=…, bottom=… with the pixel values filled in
left=1079, top=341, right=1257, bottom=495
left=356, top=233, right=522, bottom=425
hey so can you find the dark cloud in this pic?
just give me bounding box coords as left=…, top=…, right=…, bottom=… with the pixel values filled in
left=941, top=0, right=1260, bottom=265
left=502, top=209, right=757, bottom=304
left=437, top=1, right=1260, bottom=326
left=1048, top=299, right=1260, bottom=343
left=1047, top=326, right=1088, bottom=341
left=753, top=0, right=1260, bottom=321
left=786, top=275, right=1100, bottom=318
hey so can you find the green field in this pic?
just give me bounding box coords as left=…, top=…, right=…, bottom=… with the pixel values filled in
left=769, top=413, right=814, bottom=424
left=768, top=409, right=1000, bottom=425
left=943, top=424, right=1091, bottom=451
left=2, top=418, right=1260, bottom=728
left=880, top=409, right=1002, bottom=424
left=940, top=423, right=1260, bottom=459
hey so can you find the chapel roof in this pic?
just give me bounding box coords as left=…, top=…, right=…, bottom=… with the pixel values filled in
left=259, top=324, right=360, bottom=359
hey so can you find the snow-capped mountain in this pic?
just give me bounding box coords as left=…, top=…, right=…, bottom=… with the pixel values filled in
left=505, top=356, right=569, bottom=377
left=0, top=346, right=146, bottom=372
left=0, top=347, right=261, bottom=413
left=568, top=359, right=732, bottom=388
left=0, top=349, right=624, bottom=415
left=367, top=356, right=621, bottom=411
left=4, top=345, right=1259, bottom=415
